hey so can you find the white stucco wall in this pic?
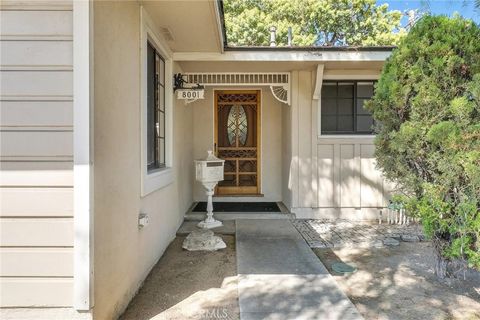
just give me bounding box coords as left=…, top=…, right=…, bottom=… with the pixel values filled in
left=93, top=2, right=193, bottom=319
left=192, top=87, right=283, bottom=202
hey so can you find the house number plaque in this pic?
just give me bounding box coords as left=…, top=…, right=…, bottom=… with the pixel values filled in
left=177, top=89, right=205, bottom=100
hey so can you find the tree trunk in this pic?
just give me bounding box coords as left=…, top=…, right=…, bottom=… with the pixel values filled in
left=434, top=250, right=448, bottom=279
left=433, top=236, right=449, bottom=279
left=433, top=237, right=468, bottom=280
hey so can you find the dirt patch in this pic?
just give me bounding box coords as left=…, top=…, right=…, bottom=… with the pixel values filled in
left=120, top=235, right=239, bottom=320
left=314, top=242, right=480, bottom=320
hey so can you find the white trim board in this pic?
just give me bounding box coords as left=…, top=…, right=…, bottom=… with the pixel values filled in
left=184, top=73, right=290, bottom=105
left=173, top=51, right=391, bottom=62
left=323, top=71, right=381, bottom=80
left=73, top=0, right=94, bottom=311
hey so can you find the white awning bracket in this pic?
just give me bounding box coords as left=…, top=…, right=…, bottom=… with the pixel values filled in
left=312, top=64, right=324, bottom=100
left=270, top=84, right=289, bottom=104
left=183, top=72, right=291, bottom=105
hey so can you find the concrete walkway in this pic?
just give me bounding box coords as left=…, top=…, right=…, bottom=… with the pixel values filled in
left=236, top=220, right=363, bottom=320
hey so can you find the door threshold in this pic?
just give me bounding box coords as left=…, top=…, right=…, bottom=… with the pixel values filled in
left=214, top=194, right=264, bottom=198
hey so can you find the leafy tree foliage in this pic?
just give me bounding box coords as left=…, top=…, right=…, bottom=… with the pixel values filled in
left=223, top=0, right=405, bottom=46
left=366, top=16, right=480, bottom=276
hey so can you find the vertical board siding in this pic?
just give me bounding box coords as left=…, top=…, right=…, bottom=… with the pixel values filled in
left=290, top=71, right=299, bottom=207
left=297, top=72, right=313, bottom=207
left=317, top=144, right=335, bottom=207
left=340, top=144, right=360, bottom=207
left=360, top=144, right=384, bottom=207
left=0, top=3, right=74, bottom=308
left=316, top=139, right=388, bottom=215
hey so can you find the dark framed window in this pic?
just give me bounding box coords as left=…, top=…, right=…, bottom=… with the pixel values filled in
left=147, top=42, right=166, bottom=172
left=321, top=81, right=376, bottom=134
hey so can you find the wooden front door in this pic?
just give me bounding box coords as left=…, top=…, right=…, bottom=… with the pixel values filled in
left=215, top=90, right=261, bottom=195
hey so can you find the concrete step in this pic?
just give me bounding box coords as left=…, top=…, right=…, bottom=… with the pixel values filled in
left=177, top=220, right=236, bottom=236
left=184, top=212, right=295, bottom=221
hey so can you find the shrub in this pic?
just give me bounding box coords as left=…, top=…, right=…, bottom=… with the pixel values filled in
left=366, top=15, right=480, bottom=277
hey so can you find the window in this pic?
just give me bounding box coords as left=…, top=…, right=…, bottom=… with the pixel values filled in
left=141, top=8, right=173, bottom=196
left=147, top=42, right=166, bottom=172
left=321, top=81, right=376, bottom=135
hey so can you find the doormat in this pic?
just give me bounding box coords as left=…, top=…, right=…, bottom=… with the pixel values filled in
left=192, top=202, right=281, bottom=213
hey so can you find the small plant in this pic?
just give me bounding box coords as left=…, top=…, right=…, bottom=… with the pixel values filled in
left=366, top=15, right=480, bottom=277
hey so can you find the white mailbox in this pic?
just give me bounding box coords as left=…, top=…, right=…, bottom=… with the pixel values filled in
left=195, top=151, right=225, bottom=183
left=194, top=151, right=224, bottom=229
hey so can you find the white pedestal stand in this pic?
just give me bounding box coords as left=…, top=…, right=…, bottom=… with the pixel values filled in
left=198, top=181, right=223, bottom=229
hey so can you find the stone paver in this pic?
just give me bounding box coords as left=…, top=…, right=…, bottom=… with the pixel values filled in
left=236, top=219, right=363, bottom=320
left=292, top=219, right=425, bottom=248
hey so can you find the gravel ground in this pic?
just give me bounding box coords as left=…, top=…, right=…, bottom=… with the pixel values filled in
left=120, top=235, right=239, bottom=320
left=314, top=242, right=480, bottom=320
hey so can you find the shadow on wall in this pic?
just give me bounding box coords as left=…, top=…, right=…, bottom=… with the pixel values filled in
left=289, top=152, right=390, bottom=213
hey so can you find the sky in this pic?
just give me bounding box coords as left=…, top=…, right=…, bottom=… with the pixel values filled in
left=377, top=0, right=480, bottom=25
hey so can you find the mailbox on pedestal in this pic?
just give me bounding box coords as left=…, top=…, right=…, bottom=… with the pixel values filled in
left=194, top=151, right=224, bottom=229
left=195, top=152, right=225, bottom=183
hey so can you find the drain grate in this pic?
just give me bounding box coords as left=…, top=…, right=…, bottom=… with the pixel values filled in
left=332, top=262, right=357, bottom=274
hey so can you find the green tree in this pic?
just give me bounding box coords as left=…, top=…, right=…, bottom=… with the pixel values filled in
left=366, top=15, right=480, bottom=277
left=223, top=0, right=405, bottom=46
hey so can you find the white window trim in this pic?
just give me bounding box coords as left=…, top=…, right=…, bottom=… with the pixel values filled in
left=140, top=7, right=174, bottom=196
left=317, top=134, right=376, bottom=142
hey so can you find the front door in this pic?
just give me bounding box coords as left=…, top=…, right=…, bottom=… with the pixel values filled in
left=214, top=90, right=261, bottom=195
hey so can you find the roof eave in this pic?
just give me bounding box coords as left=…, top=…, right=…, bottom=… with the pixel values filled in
left=224, top=45, right=396, bottom=52
left=173, top=50, right=392, bottom=62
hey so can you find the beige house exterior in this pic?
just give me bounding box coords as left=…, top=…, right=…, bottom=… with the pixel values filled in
left=0, top=1, right=393, bottom=319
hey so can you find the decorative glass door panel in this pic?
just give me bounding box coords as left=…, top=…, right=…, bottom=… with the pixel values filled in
left=215, top=91, right=261, bottom=195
